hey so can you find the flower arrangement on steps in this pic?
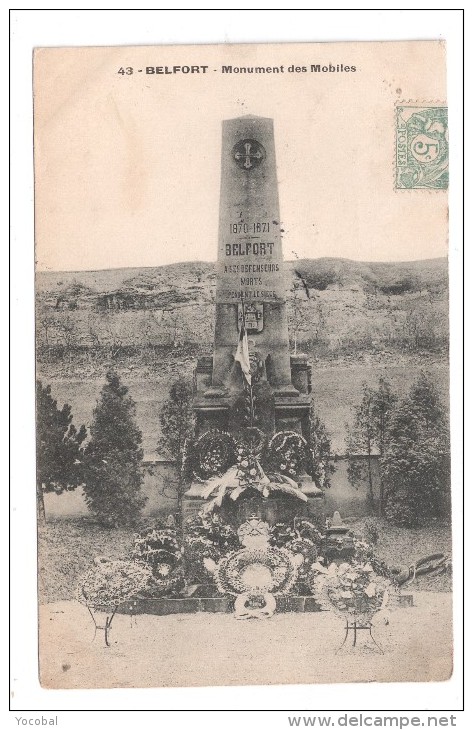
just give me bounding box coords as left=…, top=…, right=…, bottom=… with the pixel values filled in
left=131, top=527, right=185, bottom=597
left=188, top=428, right=310, bottom=513
left=73, top=510, right=445, bottom=644
left=183, top=513, right=239, bottom=585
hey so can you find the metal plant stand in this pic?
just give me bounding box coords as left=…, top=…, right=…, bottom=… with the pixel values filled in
left=87, top=605, right=118, bottom=647
left=336, top=618, right=384, bottom=654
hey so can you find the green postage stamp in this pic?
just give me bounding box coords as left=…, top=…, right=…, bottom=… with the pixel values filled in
left=395, top=105, right=448, bottom=189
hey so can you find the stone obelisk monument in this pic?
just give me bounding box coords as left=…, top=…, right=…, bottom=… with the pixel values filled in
left=185, top=115, right=320, bottom=518
left=192, top=114, right=313, bottom=452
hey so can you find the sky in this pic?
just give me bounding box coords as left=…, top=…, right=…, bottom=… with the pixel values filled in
left=34, top=41, right=448, bottom=272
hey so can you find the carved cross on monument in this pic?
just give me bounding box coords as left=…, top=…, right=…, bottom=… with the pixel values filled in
left=233, top=139, right=266, bottom=170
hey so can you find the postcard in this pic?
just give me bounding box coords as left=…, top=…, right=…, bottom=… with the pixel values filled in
left=34, top=40, right=451, bottom=689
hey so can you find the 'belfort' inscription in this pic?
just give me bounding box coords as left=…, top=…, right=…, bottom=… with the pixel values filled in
left=225, top=242, right=275, bottom=256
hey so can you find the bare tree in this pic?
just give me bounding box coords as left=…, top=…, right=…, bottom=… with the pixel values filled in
left=102, top=313, right=124, bottom=358
left=345, top=378, right=397, bottom=515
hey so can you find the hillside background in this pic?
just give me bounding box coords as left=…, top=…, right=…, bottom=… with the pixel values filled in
left=36, top=257, right=449, bottom=457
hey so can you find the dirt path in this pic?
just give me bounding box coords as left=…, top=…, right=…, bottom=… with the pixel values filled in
left=38, top=591, right=452, bottom=690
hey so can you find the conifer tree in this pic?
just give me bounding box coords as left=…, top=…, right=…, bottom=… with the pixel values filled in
left=382, top=372, right=450, bottom=526
left=307, top=404, right=335, bottom=490
left=36, top=380, right=87, bottom=523
left=83, top=372, right=147, bottom=526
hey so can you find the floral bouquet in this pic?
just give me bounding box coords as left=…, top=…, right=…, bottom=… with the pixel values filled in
left=235, top=444, right=266, bottom=488
left=236, top=426, right=267, bottom=457
left=269, top=520, right=324, bottom=594
left=185, top=539, right=222, bottom=585
left=286, top=538, right=320, bottom=594
left=312, top=560, right=393, bottom=624
left=77, top=557, right=153, bottom=610
left=184, top=512, right=239, bottom=552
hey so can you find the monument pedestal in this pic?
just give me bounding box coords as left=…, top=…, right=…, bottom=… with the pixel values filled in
left=194, top=353, right=313, bottom=436
left=186, top=352, right=324, bottom=522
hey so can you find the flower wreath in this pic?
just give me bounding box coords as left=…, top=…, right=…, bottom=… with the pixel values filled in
left=77, top=558, right=153, bottom=609
left=132, top=527, right=185, bottom=597
left=236, top=427, right=267, bottom=457
left=214, top=546, right=300, bottom=596
left=267, top=431, right=308, bottom=479
left=185, top=538, right=223, bottom=584
left=269, top=519, right=324, bottom=550
left=184, top=513, right=240, bottom=583
left=269, top=522, right=298, bottom=547
left=295, top=519, right=325, bottom=548
left=191, top=430, right=237, bottom=480
left=286, top=538, right=320, bottom=589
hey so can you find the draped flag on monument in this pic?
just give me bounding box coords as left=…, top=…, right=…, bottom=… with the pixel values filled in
left=235, top=320, right=251, bottom=385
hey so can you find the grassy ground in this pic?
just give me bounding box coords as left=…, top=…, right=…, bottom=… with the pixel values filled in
left=38, top=516, right=452, bottom=604
left=349, top=517, right=452, bottom=592
left=38, top=518, right=136, bottom=604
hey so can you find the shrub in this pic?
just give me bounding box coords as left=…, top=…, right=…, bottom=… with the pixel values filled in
left=157, top=377, right=195, bottom=526
left=363, top=518, right=380, bottom=546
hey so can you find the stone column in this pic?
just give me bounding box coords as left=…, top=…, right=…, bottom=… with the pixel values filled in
left=212, top=115, right=297, bottom=396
